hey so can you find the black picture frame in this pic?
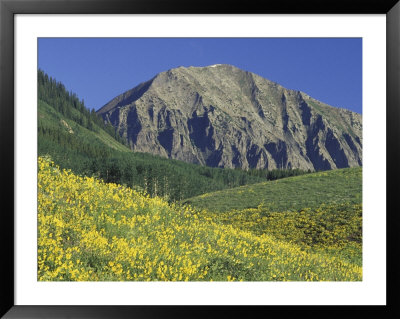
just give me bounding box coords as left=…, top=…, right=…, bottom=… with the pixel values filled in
left=1, top=0, right=399, bottom=318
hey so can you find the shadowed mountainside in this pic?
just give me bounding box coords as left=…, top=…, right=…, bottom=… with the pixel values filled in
left=98, top=64, right=362, bottom=171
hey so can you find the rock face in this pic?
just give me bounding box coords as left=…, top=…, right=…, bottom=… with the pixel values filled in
left=97, top=64, right=362, bottom=171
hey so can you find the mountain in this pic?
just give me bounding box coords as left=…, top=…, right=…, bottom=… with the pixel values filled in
left=38, top=70, right=275, bottom=201
left=97, top=64, right=362, bottom=171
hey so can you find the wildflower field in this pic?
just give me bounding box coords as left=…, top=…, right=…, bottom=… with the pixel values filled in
left=38, top=156, right=362, bottom=281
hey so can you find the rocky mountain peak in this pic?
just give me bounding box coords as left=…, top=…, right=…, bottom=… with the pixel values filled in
left=97, top=65, right=362, bottom=171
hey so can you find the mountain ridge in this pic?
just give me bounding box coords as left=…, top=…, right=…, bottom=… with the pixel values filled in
left=97, top=64, right=362, bottom=171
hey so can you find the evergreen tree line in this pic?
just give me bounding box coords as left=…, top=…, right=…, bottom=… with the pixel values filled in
left=39, top=119, right=271, bottom=201
left=38, top=69, right=127, bottom=146
left=246, top=167, right=312, bottom=181
left=38, top=124, right=111, bottom=159
left=38, top=123, right=267, bottom=201
left=38, top=116, right=311, bottom=202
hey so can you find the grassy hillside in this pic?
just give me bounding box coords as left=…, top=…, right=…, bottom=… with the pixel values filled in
left=38, top=156, right=362, bottom=281
left=183, top=167, right=362, bottom=213
left=38, top=100, right=130, bottom=156
left=183, top=167, right=363, bottom=267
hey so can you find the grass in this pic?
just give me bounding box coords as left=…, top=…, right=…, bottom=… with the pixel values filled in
left=183, top=167, right=362, bottom=213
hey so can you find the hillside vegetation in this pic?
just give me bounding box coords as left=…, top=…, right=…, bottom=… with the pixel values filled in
left=38, top=157, right=362, bottom=281
left=38, top=99, right=265, bottom=200
left=183, top=167, right=362, bottom=212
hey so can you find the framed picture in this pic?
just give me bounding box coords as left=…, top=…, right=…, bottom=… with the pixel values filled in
left=1, top=0, right=399, bottom=317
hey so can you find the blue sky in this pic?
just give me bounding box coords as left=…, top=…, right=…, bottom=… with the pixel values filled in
left=38, top=38, right=362, bottom=114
